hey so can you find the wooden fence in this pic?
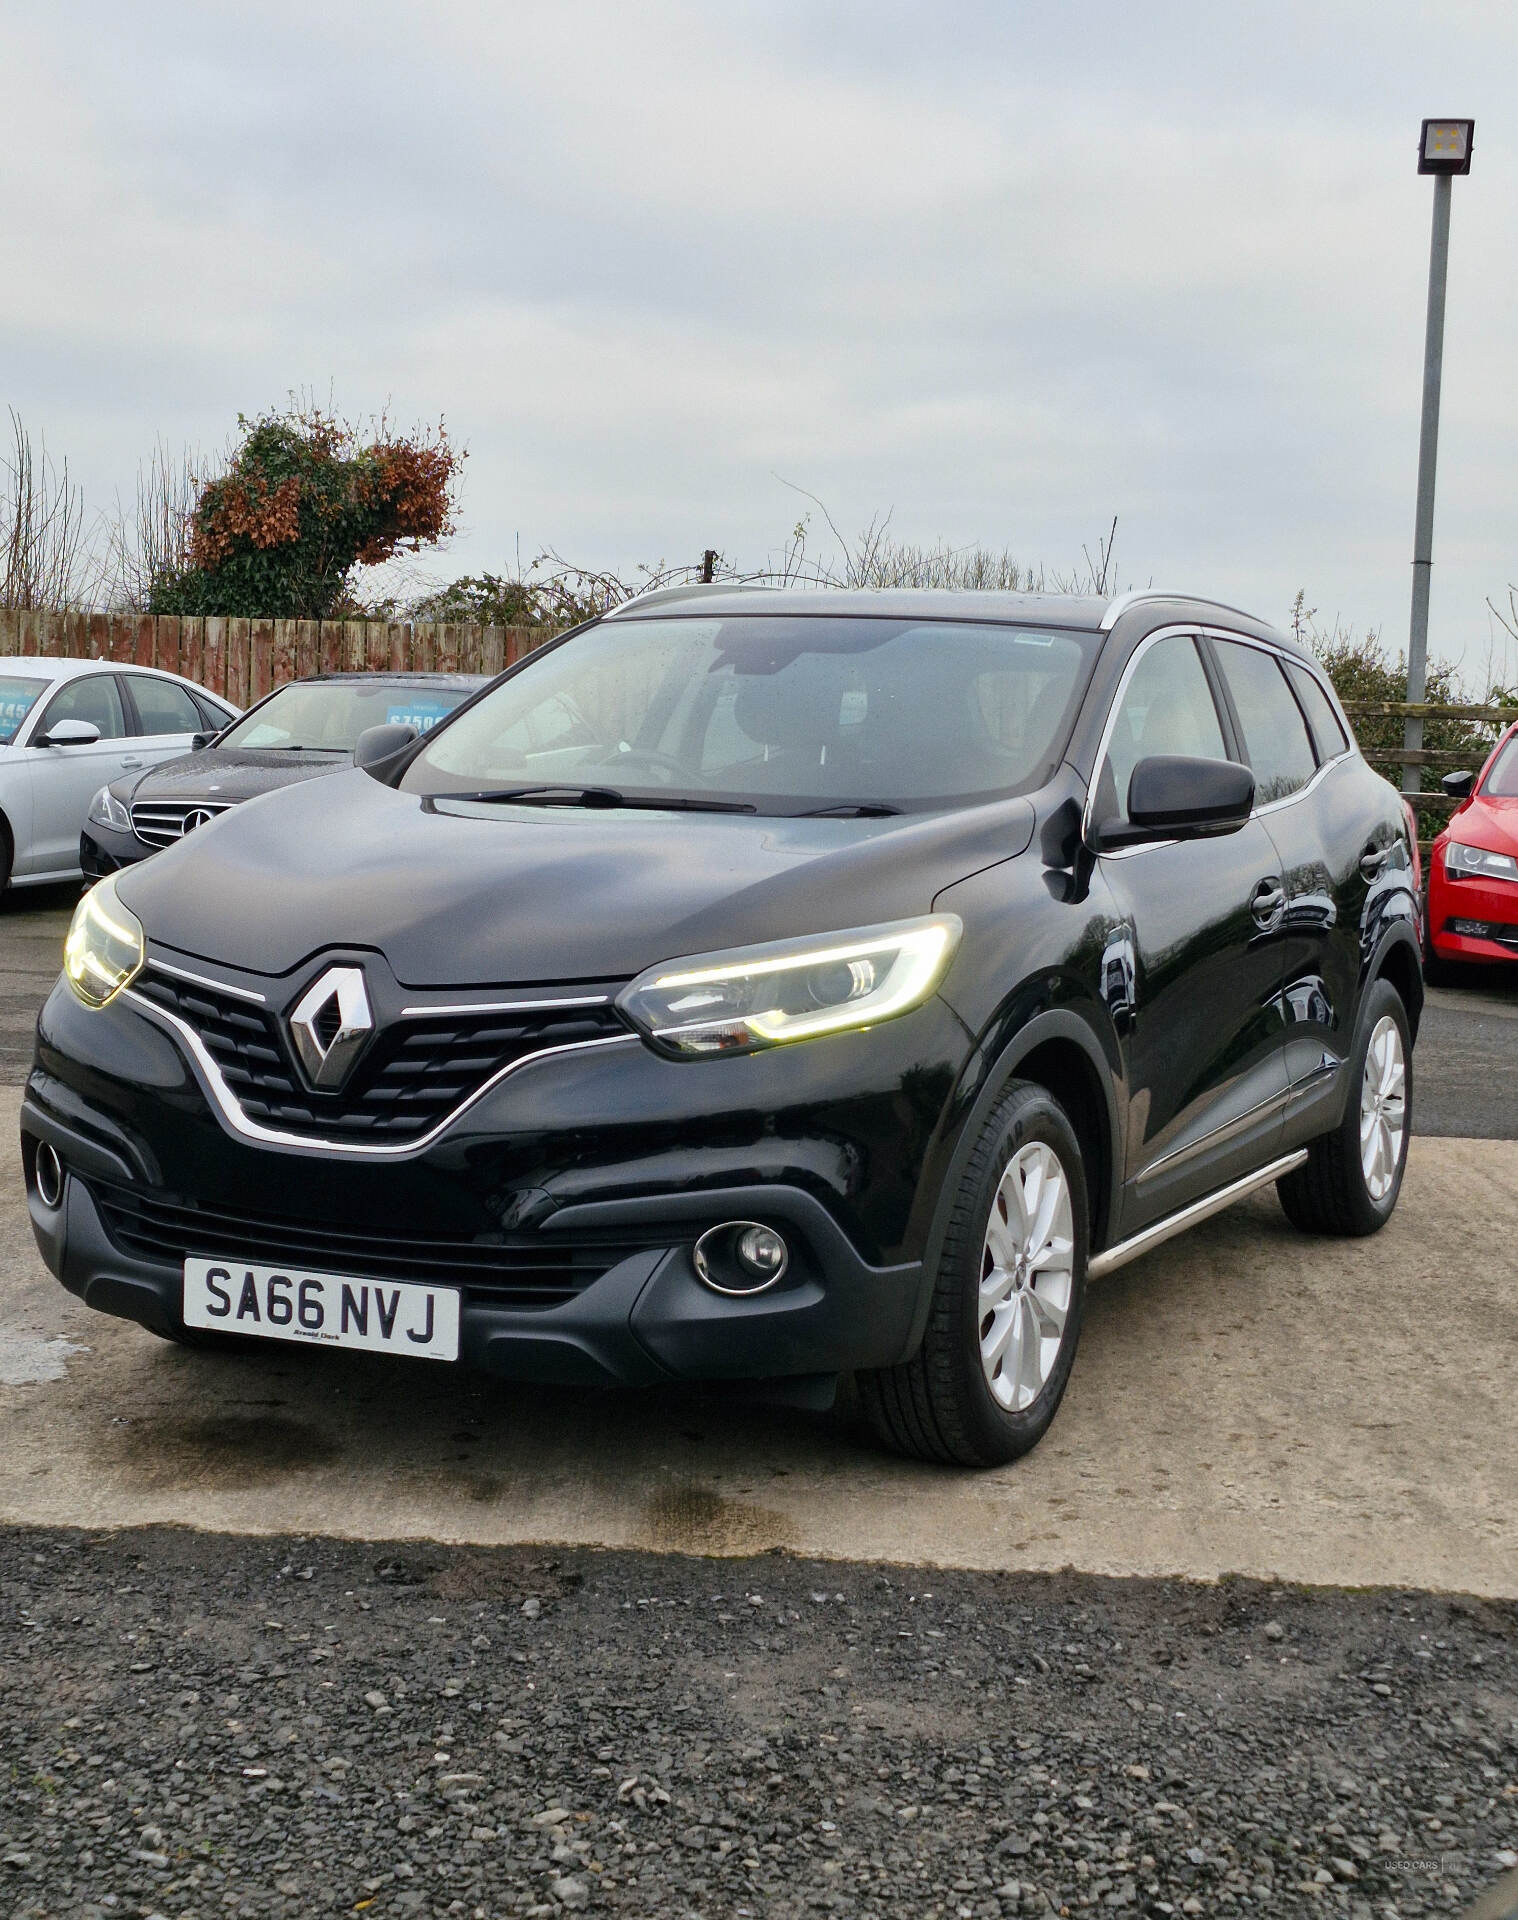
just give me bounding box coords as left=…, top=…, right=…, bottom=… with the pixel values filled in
left=0, top=609, right=551, bottom=706
left=1341, top=700, right=1518, bottom=835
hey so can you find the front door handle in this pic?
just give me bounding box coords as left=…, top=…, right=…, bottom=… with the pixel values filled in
left=1251, top=878, right=1287, bottom=931
left=119, top=756, right=143, bottom=769
left=1360, top=843, right=1392, bottom=881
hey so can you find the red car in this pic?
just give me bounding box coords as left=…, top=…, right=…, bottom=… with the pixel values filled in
left=1427, top=720, right=1518, bottom=969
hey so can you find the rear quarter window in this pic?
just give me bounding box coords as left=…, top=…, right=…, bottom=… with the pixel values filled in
left=1285, top=662, right=1351, bottom=761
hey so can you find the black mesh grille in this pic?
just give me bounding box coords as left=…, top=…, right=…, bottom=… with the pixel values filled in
left=133, top=968, right=629, bottom=1141
left=94, top=1181, right=667, bottom=1310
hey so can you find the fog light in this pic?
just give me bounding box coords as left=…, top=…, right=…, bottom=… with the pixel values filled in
left=736, top=1224, right=787, bottom=1281
left=35, top=1140, right=64, bottom=1209
left=693, top=1220, right=790, bottom=1296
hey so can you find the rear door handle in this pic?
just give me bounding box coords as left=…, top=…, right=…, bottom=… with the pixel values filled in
left=119, top=755, right=144, bottom=769
left=1251, top=878, right=1287, bottom=931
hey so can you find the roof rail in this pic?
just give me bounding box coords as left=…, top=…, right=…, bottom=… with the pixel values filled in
left=1099, top=589, right=1268, bottom=632
left=603, top=580, right=763, bottom=620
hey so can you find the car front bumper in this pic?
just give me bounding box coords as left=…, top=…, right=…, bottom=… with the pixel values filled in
left=22, top=973, right=959, bottom=1386
left=1428, top=870, right=1518, bottom=962
left=80, top=822, right=155, bottom=878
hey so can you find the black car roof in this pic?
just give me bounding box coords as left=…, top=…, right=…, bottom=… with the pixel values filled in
left=601, top=584, right=1297, bottom=655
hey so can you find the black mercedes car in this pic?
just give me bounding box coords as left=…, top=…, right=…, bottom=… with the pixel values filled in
left=25, top=588, right=1422, bottom=1465
left=80, top=671, right=486, bottom=874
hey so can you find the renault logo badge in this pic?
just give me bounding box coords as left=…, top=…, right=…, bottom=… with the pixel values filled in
left=288, top=966, right=374, bottom=1090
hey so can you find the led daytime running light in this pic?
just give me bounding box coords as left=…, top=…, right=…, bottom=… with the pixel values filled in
left=622, top=915, right=961, bottom=1056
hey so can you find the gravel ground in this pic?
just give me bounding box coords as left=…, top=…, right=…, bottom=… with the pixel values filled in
left=1, top=1529, right=1515, bottom=1920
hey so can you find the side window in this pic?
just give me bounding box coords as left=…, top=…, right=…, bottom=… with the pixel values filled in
left=1285, top=662, right=1351, bottom=762
left=128, top=674, right=204, bottom=736
left=36, top=674, right=127, bottom=741
left=1214, top=641, right=1318, bottom=804
left=1098, top=634, right=1227, bottom=824
left=193, top=692, right=237, bottom=732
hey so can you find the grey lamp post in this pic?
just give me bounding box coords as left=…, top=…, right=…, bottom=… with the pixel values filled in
left=1403, top=116, right=1475, bottom=796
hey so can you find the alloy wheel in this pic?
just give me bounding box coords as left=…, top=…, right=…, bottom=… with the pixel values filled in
left=978, top=1141, right=1075, bottom=1412
left=1359, top=1013, right=1407, bottom=1203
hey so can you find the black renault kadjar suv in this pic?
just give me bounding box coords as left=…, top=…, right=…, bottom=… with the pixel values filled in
left=80, top=671, right=484, bottom=875
left=24, top=588, right=1422, bottom=1465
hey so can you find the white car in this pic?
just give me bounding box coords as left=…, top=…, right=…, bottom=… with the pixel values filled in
left=0, top=657, right=239, bottom=892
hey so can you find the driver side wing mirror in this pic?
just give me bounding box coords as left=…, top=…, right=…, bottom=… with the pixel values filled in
left=33, top=718, right=102, bottom=748
left=1095, top=755, right=1256, bottom=851
left=354, top=722, right=418, bottom=772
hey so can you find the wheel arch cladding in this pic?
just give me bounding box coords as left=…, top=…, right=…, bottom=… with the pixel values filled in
left=926, top=1011, right=1119, bottom=1296
left=1010, top=1036, right=1112, bottom=1248
left=1373, top=929, right=1424, bottom=1043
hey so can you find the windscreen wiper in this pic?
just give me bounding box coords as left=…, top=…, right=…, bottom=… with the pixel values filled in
left=426, top=785, right=756, bottom=814
left=430, top=784, right=626, bottom=808
left=798, top=801, right=903, bottom=818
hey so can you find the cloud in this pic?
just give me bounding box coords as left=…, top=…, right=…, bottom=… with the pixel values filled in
left=3, top=0, right=1515, bottom=678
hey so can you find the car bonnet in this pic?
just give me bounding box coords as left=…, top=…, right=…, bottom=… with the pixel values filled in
left=114, top=767, right=1037, bottom=985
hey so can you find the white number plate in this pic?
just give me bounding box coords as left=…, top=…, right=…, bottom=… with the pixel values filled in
left=183, top=1258, right=460, bottom=1362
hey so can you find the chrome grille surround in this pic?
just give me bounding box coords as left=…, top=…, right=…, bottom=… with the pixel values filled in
left=129, top=800, right=236, bottom=848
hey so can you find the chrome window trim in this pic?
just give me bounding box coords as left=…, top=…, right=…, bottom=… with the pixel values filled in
left=121, top=985, right=641, bottom=1158
left=1083, top=623, right=1356, bottom=855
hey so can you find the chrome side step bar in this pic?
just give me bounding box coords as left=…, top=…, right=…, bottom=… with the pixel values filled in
left=1088, top=1149, right=1309, bottom=1281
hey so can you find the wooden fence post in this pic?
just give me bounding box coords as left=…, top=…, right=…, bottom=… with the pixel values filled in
left=227, top=618, right=251, bottom=707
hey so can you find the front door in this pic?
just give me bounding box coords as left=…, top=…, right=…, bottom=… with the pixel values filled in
left=1089, top=631, right=1289, bottom=1234
left=19, top=673, right=136, bottom=876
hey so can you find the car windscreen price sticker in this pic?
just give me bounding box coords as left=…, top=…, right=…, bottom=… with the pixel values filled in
left=182, top=1258, right=460, bottom=1361
left=386, top=700, right=454, bottom=733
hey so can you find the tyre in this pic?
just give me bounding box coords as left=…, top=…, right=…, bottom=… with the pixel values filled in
left=858, top=1079, right=1089, bottom=1466
left=1276, top=976, right=1411, bottom=1236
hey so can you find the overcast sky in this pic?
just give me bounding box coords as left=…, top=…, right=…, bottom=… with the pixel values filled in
left=5, top=1, right=1516, bottom=679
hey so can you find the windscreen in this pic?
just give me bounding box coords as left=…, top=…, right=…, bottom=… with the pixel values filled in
left=220, top=681, right=471, bottom=752
left=0, top=676, right=47, bottom=745
left=402, top=615, right=1097, bottom=811
left=1482, top=732, right=1518, bottom=798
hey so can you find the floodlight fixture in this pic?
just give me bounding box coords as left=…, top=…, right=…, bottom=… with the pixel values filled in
left=1418, top=118, right=1474, bottom=176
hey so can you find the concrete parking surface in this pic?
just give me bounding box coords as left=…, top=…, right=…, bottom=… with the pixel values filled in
left=3, top=883, right=1516, bottom=1600
left=3, top=1086, right=1515, bottom=1595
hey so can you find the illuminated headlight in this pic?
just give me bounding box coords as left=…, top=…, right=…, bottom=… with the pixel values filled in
left=86, top=785, right=132, bottom=832
left=618, top=915, right=961, bottom=1057
left=1444, top=840, right=1518, bottom=883
left=63, top=875, right=145, bottom=1008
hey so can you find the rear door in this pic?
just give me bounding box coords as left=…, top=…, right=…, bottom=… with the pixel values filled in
left=1207, top=637, right=1382, bottom=1134
left=20, top=673, right=135, bottom=876
left=1089, top=630, right=1290, bottom=1233
left=122, top=671, right=206, bottom=767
